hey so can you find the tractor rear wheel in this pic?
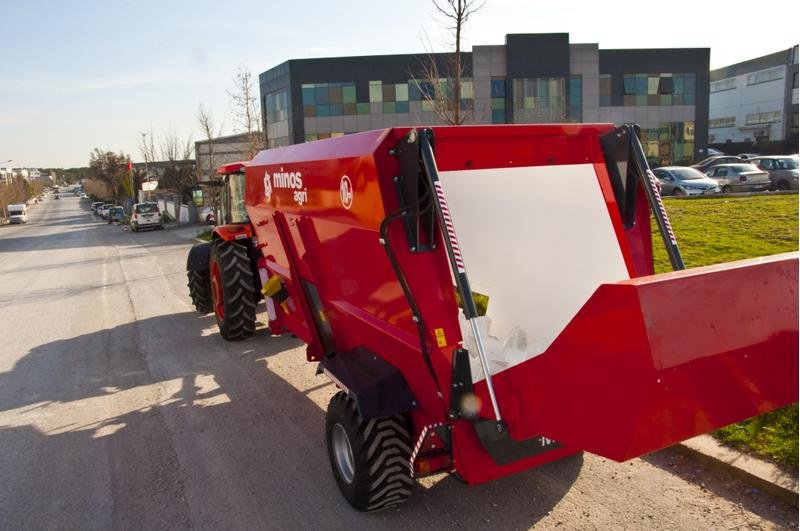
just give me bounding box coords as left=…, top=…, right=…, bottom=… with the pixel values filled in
left=209, top=240, right=256, bottom=340
left=187, top=270, right=213, bottom=313
left=325, top=391, right=414, bottom=512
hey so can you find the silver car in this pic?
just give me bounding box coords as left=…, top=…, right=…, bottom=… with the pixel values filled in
left=704, top=164, right=770, bottom=193
left=749, top=156, right=799, bottom=191
left=652, top=167, right=720, bottom=196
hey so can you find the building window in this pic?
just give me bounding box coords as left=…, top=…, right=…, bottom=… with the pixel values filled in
left=618, top=73, right=695, bottom=106
left=747, top=67, right=783, bottom=85
left=265, top=89, right=290, bottom=148
left=490, top=77, right=506, bottom=123
left=640, top=121, right=695, bottom=166
left=599, top=74, right=611, bottom=106
left=568, top=75, right=582, bottom=122
left=711, top=78, right=736, bottom=92
left=710, top=117, right=736, bottom=128
left=302, top=82, right=358, bottom=117
left=745, top=111, right=782, bottom=125
left=512, top=77, right=565, bottom=123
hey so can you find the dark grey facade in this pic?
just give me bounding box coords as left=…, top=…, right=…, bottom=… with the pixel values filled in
left=259, top=33, right=710, bottom=165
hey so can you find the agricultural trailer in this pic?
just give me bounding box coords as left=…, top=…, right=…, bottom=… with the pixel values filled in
left=186, top=124, right=798, bottom=511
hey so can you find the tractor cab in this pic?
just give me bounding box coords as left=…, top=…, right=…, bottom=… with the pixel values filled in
left=214, top=162, right=249, bottom=226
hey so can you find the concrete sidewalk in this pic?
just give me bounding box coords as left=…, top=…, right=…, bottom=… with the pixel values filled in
left=164, top=222, right=210, bottom=242
left=676, top=435, right=798, bottom=505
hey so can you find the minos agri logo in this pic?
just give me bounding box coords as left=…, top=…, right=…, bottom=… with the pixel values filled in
left=264, top=168, right=308, bottom=206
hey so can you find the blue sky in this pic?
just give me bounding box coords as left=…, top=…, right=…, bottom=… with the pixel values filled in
left=1, top=0, right=797, bottom=168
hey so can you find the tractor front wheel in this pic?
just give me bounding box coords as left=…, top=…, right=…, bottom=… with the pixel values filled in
left=209, top=240, right=256, bottom=340
left=325, top=391, right=414, bottom=512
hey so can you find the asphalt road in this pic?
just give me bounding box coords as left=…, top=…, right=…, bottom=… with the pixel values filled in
left=0, top=195, right=796, bottom=530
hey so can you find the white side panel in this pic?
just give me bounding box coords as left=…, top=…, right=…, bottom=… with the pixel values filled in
left=438, top=164, right=630, bottom=381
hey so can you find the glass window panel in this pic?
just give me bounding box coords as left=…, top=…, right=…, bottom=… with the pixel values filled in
left=538, top=79, right=548, bottom=97
left=342, top=85, right=356, bottom=104
left=672, top=74, right=685, bottom=94
left=356, top=102, right=370, bottom=114
left=684, top=93, right=694, bottom=105
left=524, top=96, right=535, bottom=109
left=685, top=74, right=695, bottom=94
left=648, top=77, right=659, bottom=95
left=330, top=104, right=343, bottom=116
left=660, top=94, right=672, bottom=105
left=624, top=94, right=635, bottom=106
left=383, top=101, right=396, bottom=113
left=305, top=134, right=318, bottom=142
left=329, top=86, right=343, bottom=104
left=317, top=104, right=330, bottom=117
left=636, top=95, right=647, bottom=106
left=408, top=82, right=421, bottom=101
left=395, top=100, right=409, bottom=113
left=343, top=103, right=356, bottom=115
left=492, top=109, right=505, bottom=123
left=303, top=105, right=316, bottom=117
left=461, top=80, right=473, bottom=99
left=600, top=95, right=611, bottom=106
left=422, top=99, right=434, bottom=112
left=316, top=86, right=329, bottom=105
left=491, top=98, right=505, bottom=110
left=624, top=76, right=636, bottom=95
left=599, top=75, right=611, bottom=96
left=648, top=94, right=659, bottom=106
left=369, top=82, right=382, bottom=102
left=491, top=78, right=506, bottom=98
left=382, top=83, right=395, bottom=102
left=302, top=86, right=315, bottom=105
left=395, top=83, right=408, bottom=101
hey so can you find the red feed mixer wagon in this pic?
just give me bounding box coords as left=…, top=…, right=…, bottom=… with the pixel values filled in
left=186, top=124, right=798, bottom=512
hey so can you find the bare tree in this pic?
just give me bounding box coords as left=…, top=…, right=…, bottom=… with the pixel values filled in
left=227, top=65, right=265, bottom=158
left=416, top=0, right=485, bottom=125
left=197, top=103, right=224, bottom=221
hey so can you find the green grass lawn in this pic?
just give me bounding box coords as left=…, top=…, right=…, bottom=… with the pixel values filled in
left=653, top=194, right=798, bottom=468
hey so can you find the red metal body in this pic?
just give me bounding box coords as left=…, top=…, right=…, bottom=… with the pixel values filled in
left=238, top=125, right=797, bottom=485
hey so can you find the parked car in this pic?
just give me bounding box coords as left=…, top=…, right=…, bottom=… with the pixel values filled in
left=748, top=156, right=799, bottom=191
left=130, top=202, right=162, bottom=231
left=97, top=204, right=114, bottom=218
left=91, top=201, right=104, bottom=211
left=107, top=206, right=125, bottom=224
left=704, top=163, right=770, bottom=193
left=707, top=148, right=726, bottom=156
left=737, top=153, right=761, bottom=160
left=652, top=167, right=720, bottom=196
left=690, top=155, right=743, bottom=173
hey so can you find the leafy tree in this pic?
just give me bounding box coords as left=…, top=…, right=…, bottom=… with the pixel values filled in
left=88, top=149, right=132, bottom=202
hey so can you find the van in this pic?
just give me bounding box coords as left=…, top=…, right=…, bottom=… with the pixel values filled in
left=7, top=203, right=28, bottom=224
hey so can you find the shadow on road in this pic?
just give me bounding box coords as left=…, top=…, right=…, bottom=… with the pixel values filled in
left=0, top=310, right=583, bottom=529
left=641, top=449, right=790, bottom=526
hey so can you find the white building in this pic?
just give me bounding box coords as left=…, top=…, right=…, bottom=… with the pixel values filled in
left=709, top=46, right=799, bottom=152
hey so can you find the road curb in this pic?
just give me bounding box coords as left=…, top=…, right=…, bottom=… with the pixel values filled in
left=674, top=435, right=798, bottom=506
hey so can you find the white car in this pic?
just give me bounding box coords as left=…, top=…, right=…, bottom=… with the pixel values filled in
left=130, top=202, right=162, bottom=231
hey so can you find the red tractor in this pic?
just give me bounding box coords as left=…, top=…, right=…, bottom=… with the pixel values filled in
left=187, top=124, right=797, bottom=511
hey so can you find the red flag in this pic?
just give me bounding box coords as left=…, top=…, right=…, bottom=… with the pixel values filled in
left=127, top=159, right=133, bottom=173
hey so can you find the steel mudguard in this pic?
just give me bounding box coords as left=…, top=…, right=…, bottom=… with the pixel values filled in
left=186, top=242, right=211, bottom=271
left=319, top=347, right=418, bottom=420
left=213, top=223, right=253, bottom=242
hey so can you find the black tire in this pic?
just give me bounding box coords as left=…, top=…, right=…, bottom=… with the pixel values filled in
left=325, top=392, right=414, bottom=512
left=722, top=185, right=731, bottom=193
left=209, top=240, right=256, bottom=340
left=187, top=269, right=213, bottom=313
left=674, top=188, right=684, bottom=196
left=778, top=180, right=790, bottom=191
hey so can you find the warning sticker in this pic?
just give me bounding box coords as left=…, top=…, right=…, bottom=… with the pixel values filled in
left=434, top=328, right=447, bottom=347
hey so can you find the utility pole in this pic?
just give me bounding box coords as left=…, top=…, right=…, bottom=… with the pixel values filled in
left=141, top=131, right=151, bottom=201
